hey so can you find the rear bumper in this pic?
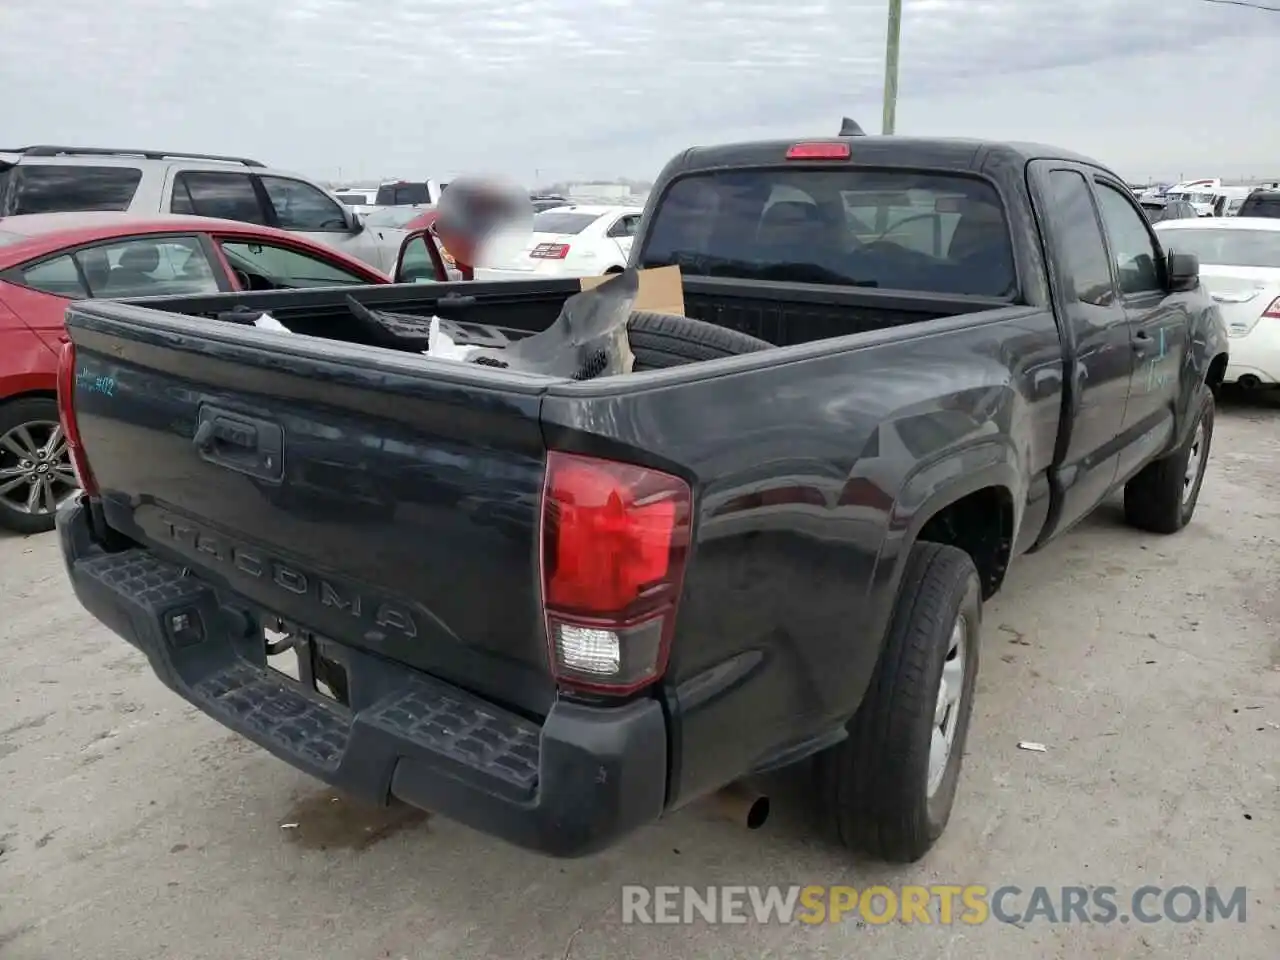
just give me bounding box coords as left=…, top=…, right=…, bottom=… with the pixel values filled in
left=57, top=499, right=668, bottom=857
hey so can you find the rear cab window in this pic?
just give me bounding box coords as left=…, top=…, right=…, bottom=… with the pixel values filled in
left=4, top=165, right=142, bottom=215
left=375, top=183, right=431, bottom=205
left=638, top=168, right=1017, bottom=297
left=1238, top=194, right=1280, bottom=218
left=532, top=211, right=599, bottom=235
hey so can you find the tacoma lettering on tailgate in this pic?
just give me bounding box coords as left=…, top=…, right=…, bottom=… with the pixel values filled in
left=157, top=514, right=418, bottom=640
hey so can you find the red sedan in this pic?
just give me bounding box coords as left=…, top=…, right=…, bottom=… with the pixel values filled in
left=0, top=212, right=410, bottom=533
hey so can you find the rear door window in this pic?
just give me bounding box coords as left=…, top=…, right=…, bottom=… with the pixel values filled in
left=1045, top=170, right=1115, bottom=306
left=81, top=236, right=221, bottom=297
left=171, top=172, right=268, bottom=224
left=639, top=169, right=1017, bottom=297
left=532, top=211, right=598, bottom=235
left=16, top=236, right=221, bottom=299
left=6, top=165, right=142, bottom=214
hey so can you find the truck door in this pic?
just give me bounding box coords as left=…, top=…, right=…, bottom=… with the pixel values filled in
left=1032, top=164, right=1133, bottom=535
left=1090, top=177, right=1186, bottom=484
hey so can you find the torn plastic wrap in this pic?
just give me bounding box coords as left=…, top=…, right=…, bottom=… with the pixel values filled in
left=426, top=268, right=639, bottom=379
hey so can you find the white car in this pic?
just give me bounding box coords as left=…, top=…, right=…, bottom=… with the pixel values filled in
left=473, top=205, right=644, bottom=280
left=1156, top=217, right=1280, bottom=387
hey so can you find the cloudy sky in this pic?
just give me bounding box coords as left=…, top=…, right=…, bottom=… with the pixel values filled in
left=2, top=0, right=1279, bottom=186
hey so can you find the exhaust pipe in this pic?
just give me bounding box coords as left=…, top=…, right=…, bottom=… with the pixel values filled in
left=708, top=782, right=771, bottom=830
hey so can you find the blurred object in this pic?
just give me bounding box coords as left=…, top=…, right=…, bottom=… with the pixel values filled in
left=434, top=178, right=534, bottom=277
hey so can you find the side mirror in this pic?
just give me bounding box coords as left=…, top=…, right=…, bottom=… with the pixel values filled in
left=1168, top=251, right=1199, bottom=292
left=348, top=211, right=365, bottom=234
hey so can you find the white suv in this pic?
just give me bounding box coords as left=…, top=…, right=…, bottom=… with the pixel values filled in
left=0, top=145, right=398, bottom=273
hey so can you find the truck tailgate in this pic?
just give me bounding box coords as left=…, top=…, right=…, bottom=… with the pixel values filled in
left=67, top=301, right=556, bottom=717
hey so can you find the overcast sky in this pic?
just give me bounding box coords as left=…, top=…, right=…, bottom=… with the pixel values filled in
left=2, top=0, right=1278, bottom=186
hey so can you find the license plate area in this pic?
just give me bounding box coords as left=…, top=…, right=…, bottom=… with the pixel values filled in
left=263, top=617, right=350, bottom=707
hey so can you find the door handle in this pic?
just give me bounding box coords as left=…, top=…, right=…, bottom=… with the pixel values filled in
left=194, top=405, right=283, bottom=481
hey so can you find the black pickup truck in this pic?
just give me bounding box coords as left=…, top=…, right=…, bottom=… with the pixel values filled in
left=55, top=132, right=1227, bottom=864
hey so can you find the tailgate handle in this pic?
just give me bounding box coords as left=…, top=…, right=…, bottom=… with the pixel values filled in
left=194, top=406, right=284, bottom=482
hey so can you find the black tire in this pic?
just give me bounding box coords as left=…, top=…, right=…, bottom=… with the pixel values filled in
left=815, top=542, right=982, bottom=863
left=626, top=310, right=772, bottom=370
left=0, top=397, right=77, bottom=535
left=1123, top=389, right=1214, bottom=534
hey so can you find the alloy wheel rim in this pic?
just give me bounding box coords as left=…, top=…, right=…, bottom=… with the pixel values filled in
left=0, top=420, right=79, bottom=516
left=1182, top=422, right=1205, bottom=505
left=927, top=614, right=967, bottom=798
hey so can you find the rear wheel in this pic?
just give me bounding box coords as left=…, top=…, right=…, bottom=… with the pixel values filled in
left=815, top=542, right=982, bottom=863
left=0, top=398, right=79, bottom=535
left=627, top=310, right=772, bottom=370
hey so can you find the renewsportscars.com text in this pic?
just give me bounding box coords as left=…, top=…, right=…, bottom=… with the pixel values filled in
left=620, top=884, right=1248, bottom=926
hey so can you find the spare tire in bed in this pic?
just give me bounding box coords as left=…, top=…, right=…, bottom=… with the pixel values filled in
left=626, top=310, right=772, bottom=370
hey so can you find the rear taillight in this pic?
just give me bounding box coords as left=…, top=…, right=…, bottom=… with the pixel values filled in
left=530, top=242, right=570, bottom=260
left=1262, top=297, right=1280, bottom=319
left=56, top=339, right=99, bottom=497
left=540, top=451, right=692, bottom=695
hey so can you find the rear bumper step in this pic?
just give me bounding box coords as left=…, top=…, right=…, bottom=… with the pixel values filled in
left=57, top=499, right=668, bottom=857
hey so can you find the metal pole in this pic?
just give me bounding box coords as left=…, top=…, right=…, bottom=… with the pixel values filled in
left=882, top=0, right=902, bottom=134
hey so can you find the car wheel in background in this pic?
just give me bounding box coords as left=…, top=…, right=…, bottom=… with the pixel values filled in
left=627, top=310, right=772, bottom=370
left=0, top=397, right=79, bottom=534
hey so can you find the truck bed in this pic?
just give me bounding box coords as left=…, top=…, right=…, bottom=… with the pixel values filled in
left=130, top=274, right=1013, bottom=350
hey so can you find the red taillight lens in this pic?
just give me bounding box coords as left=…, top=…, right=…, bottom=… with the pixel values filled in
left=540, top=451, right=692, bottom=695
left=56, top=339, right=99, bottom=497
left=530, top=242, right=570, bottom=260
left=786, top=142, right=852, bottom=160
left=1262, top=296, right=1280, bottom=319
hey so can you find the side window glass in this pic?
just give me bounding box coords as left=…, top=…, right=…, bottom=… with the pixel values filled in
left=9, top=166, right=142, bottom=215
left=18, top=255, right=88, bottom=298
left=220, top=240, right=370, bottom=288
left=397, top=235, right=439, bottom=283
left=259, top=176, right=350, bottom=232
left=171, top=172, right=267, bottom=224
left=1094, top=182, right=1163, bottom=295
left=1046, top=170, right=1114, bottom=306
left=75, top=236, right=220, bottom=298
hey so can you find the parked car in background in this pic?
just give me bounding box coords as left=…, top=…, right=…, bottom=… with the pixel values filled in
left=1140, top=196, right=1198, bottom=223
left=1164, top=179, right=1221, bottom=217
left=0, top=146, right=398, bottom=272
left=1236, top=188, right=1280, bottom=219
left=531, top=195, right=571, bottom=213
left=333, top=188, right=379, bottom=216
left=0, top=211, right=447, bottom=532
left=373, top=179, right=446, bottom=207
left=472, top=204, right=644, bottom=280
left=1157, top=217, right=1280, bottom=389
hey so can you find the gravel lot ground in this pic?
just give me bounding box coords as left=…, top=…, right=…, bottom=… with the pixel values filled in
left=2, top=393, right=1277, bottom=960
